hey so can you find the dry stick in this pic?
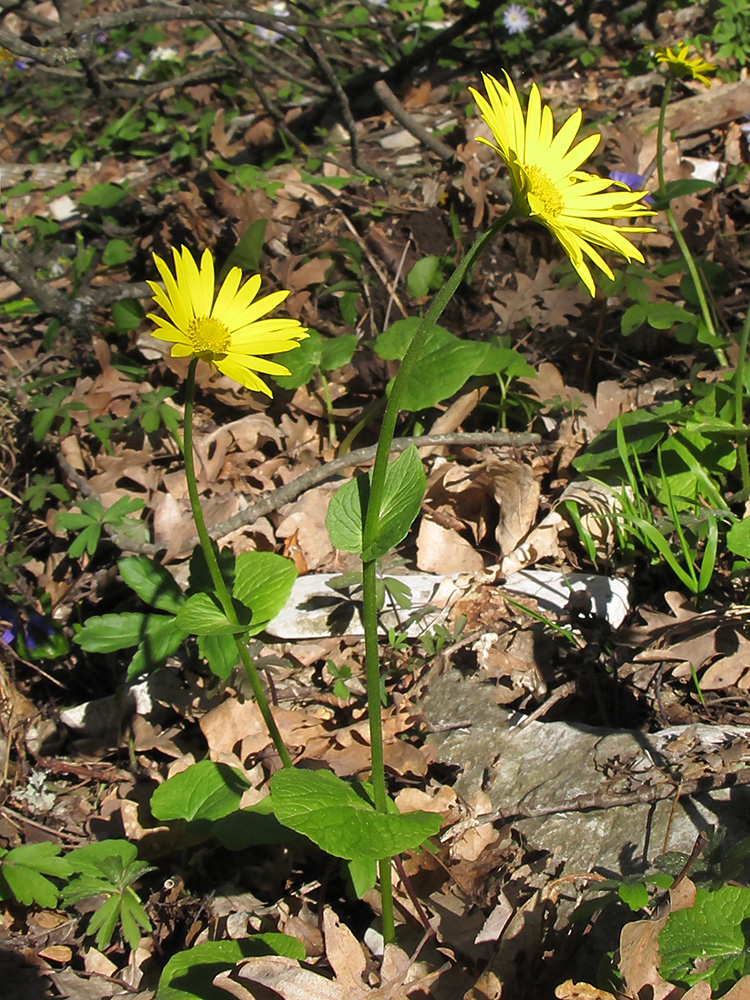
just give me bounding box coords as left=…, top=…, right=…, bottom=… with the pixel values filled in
left=302, top=30, right=393, bottom=186
left=373, top=79, right=458, bottom=163
left=208, top=20, right=308, bottom=157
left=442, top=766, right=750, bottom=841
left=57, top=430, right=541, bottom=556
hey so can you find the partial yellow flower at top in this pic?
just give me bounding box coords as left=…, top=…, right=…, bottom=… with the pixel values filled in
left=147, top=246, right=308, bottom=396
left=654, top=43, right=716, bottom=86
left=469, top=71, right=656, bottom=296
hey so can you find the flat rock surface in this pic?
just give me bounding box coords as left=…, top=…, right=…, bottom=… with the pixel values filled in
left=424, top=673, right=750, bottom=875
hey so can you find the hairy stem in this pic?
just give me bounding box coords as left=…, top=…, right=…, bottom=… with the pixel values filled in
left=656, top=77, right=727, bottom=367
left=360, top=208, right=520, bottom=942
left=183, top=359, right=292, bottom=768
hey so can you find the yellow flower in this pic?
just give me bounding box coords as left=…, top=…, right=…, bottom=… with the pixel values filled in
left=654, top=43, right=716, bottom=87
left=147, top=246, right=308, bottom=395
left=469, top=71, right=656, bottom=296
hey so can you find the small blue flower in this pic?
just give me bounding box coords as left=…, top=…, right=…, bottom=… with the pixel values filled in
left=609, top=169, right=654, bottom=204
left=115, top=48, right=131, bottom=64
left=0, top=603, right=54, bottom=650
left=502, top=4, right=531, bottom=34
left=13, top=57, right=32, bottom=71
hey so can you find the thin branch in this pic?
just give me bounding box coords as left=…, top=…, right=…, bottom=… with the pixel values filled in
left=374, top=79, right=457, bottom=163
left=58, top=431, right=541, bottom=557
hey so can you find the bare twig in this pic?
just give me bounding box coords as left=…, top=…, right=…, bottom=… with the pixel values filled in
left=58, top=430, right=541, bottom=557
left=374, top=79, right=457, bottom=163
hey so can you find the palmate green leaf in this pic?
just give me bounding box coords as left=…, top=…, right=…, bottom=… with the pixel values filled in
left=118, top=889, right=152, bottom=950
left=326, top=445, right=426, bottom=561
left=658, top=884, right=750, bottom=992
left=156, top=935, right=305, bottom=1000
left=270, top=768, right=441, bottom=861
left=231, top=551, right=297, bottom=634
left=87, top=894, right=121, bottom=950
left=119, top=555, right=184, bottom=613
left=0, top=842, right=72, bottom=908
left=150, top=760, right=250, bottom=823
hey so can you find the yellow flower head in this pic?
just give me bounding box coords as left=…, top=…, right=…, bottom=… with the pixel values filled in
left=147, top=246, right=308, bottom=396
left=654, top=43, right=716, bottom=86
left=469, top=71, right=656, bottom=296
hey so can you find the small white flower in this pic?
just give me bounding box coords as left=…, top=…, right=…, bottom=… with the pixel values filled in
left=502, top=3, right=531, bottom=34
left=256, top=1, right=295, bottom=42
left=149, top=46, right=179, bottom=62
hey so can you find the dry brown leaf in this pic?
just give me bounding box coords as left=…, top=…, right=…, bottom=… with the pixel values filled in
left=416, top=517, right=485, bottom=574
left=276, top=483, right=340, bottom=572
left=554, top=980, right=617, bottom=999
left=619, top=879, right=696, bottom=1000
left=721, top=977, right=750, bottom=999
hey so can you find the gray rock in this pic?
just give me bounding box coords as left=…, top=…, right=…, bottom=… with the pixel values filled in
left=424, top=673, right=750, bottom=875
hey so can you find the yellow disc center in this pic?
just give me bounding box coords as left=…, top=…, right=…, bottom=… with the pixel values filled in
left=187, top=316, right=231, bottom=356
left=525, top=164, right=564, bottom=218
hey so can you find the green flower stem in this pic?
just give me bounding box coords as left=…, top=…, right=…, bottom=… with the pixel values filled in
left=360, top=207, right=519, bottom=944
left=183, top=359, right=292, bottom=769
left=734, top=307, right=750, bottom=493
left=656, top=77, right=727, bottom=368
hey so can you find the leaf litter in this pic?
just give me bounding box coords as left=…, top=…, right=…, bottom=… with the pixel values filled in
left=2, top=2, right=750, bottom=998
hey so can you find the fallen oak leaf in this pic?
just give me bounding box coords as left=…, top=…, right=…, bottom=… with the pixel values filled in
left=213, top=953, right=447, bottom=1000
left=214, top=910, right=447, bottom=1000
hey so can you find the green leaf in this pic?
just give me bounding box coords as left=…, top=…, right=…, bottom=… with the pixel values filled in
left=346, top=857, right=377, bottom=899
left=728, top=518, right=750, bottom=559
left=270, top=768, right=442, bottom=861
left=407, top=255, right=441, bottom=297
left=273, top=330, right=323, bottom=388
left=156, top=936, right=305, bottom=1000
left=220, top=218, right=267, bottom=278
left=374, top=317, right=488, bottom=411
left=643, top=302, right=695, bottom=330
left=400, top=338, right=488, bottom=411
left=74, top=612, right=143, bottom=653
left=0, top=842, right=71, bottom=908
left=112, top=299, right=145, bottom=334
left=150, top=760, right=250, bottom=823
left=618, top=881, right=649, bottom=911
left=214, top=797, right=295, bottom=850
left=658, top=884, right=750, bottom=992
left=474, top=344, right=535, bottom=380
left=231, top=551, right=297, bottom=635
left=67, top=839, right=138, bottom=877
left=320, top=334, right=356, bottom=372
left=75, top=611, right=184, bottom=654
left=326, top=445, right=426, bottom=560
left=174, top=594, right=243, bottom=636
left=197, top=632, right=240, bottom=680
left=127, top=616, right=186, bottom=681
left=652, top=178, right=717, bottom=208
left=621, top=302, right=646, bottom=336
left=88, top=894, right=121, bottom=950
left=119, top=555, right=184, bottom=613
left=102, top=238, right=133, bottom=266
left=375, top=317, right=453, bottom=361
left=78, top=182, right=129, bottom=208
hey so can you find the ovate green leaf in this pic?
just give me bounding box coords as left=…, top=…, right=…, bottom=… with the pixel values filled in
left=270, top=768, right=441, bottom=861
